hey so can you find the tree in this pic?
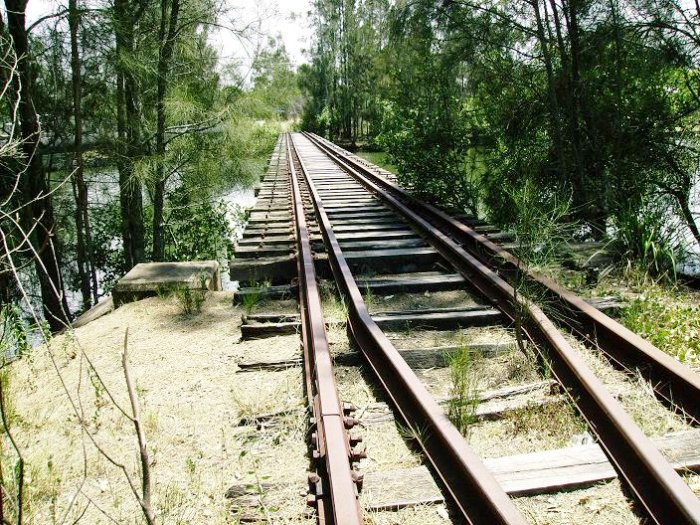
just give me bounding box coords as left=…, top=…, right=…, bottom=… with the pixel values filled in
left=114, top=0, right=147, bottom=269
left=4, top=0, right=71, bottom=331
left=151, top=0, right=180, bottom=261
left=69, top=0, right=98, bottom=308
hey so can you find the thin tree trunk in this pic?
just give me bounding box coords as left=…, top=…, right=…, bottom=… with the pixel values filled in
left=566, top=0, right=607, bottom=236
left=152, top=0, right=180, bottom=261
left=69, top=0, right=97, bottom=309
left=5, top=0, right=71, bottom=331
left=677, top=195, right=700, bottom=250
left=114, top=0, right=145, bottom=269
left=532, top=0, right=567, bottom=184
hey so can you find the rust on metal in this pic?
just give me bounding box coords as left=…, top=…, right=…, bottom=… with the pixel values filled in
left=306, top=132, right=700, bottom=424
left=302, top=132, right=700, bottom=524
left=286, top=135, right=363, bottom=525
left=289, top=133, right=528, bottom=525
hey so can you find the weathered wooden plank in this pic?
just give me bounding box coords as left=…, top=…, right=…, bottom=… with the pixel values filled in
left=339, top=238, right=426, bottom=251
left=373, top=307, right=503, bottom=331
left=234, top=245, right=294, bottom=258
left=236, top=341, right=516, bottom=371
left=333, top=229, right=415, bottom=241
left=243, top=313, right=300, bottom=323
left=233, top=284, right=296, bottom=304
left=331, top=223, right=407, bottom=232
left=325, top=211, right=394, bottom=220
left=230, top=255, right=296, bottom=284
left=240, top=321, right=301, bottom=339
left=361, top=429, right=700, bottom=509
left=236, top=235, right=294, bottom=245
left=358, top=273, right=466, bottom=294
left=584, top=295, right=624, bottom=313
left=344, top=247, right=440, bottom=274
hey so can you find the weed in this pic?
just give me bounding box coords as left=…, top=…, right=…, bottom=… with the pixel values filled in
left=446, top=347, right=481, bottom=435
left=172, top=285, right=206, bottom=315
left=506, top=178, right=573, bottom=352
left=507, top=400, right=585, bottom=446
left=241, top=287, right=262, bottom=315
left=363, top=285, right=376, bottom=311
left=396, top=420, right=431, bottom=446
left=186, top=457, right=196, bottom=476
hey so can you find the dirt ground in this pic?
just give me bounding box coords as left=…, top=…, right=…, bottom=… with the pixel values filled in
left=4, top=292, right=310, bottom=524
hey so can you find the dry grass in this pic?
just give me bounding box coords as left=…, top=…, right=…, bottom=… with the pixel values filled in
left=416, top=346, right=541, bottom=400
left=2, top=292, right=312, bottom=524
left=515, top=479, right=642, bottom=524
left=565, top=333, right=691, bottom=437
left=363, top=504, right=451, bottom=524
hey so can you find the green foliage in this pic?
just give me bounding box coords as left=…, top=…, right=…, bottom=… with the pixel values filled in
left=506, top=178, right=573, bottom=269
left=302, top=0, right=700, bottom=263
left=240, top=288, right=262, bottom=315
left=163, top=187, right=234, bottom=262
left=0, top=305, right=31, bottom=361
left=246, top=37, right=303, bottom=121
left=612, top=203, right=682, bottom=281
left=621, top=291, right=700, bottom=364
left=447, top=347, right=481, bottom=435
left=84, top=181, right=128, bottom=293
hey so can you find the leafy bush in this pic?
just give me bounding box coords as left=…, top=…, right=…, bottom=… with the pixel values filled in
left=611, top=203, right=684, bottom=281
left=378, top=108, right=480, bottom=216
left=164, top=187, right=234, bottom=262
left=0, top=304, right=30, bottom=361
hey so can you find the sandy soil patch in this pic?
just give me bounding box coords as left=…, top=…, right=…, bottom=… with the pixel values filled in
left=2, top=292, right=311, bottom=524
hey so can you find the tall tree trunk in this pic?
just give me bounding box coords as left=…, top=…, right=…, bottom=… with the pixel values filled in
left=114, top=0, right=146, bottom=269
left=532, top=0, right=567, bottom=185
left=5, top=0, right=71, bottom=330
left=152, top=0, right=180, bottom=261
left=69, top=0, right=98, bottom=309
left=566, top=0, right=607, bottom=236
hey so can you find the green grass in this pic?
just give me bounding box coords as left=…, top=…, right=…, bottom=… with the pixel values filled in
left=447, top=347, right=481, bottom=435
left=620, top=289, right=700, bottom=364
left=354, top=150, right=398, bottom=174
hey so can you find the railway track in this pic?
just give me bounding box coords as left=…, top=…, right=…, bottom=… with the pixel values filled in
left=230, top=133, right=700, bottom=524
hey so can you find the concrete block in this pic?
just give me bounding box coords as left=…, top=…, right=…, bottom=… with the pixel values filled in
left=112, top=261, right=220, bottom=307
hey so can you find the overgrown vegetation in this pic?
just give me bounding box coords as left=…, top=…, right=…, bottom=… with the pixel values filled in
left=621, top=288, right=700, bottom=365
left=302, top=0, right=700, bottom=275
left=172, top=286, right=207, bottom=316
left=1, top=5, right=300, bottom=322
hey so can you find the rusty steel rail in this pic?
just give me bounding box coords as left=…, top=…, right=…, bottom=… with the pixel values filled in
left=305, top=131, right=700, bottom=424
left=286, top=135, right=363, bottom=525
left=300, top=132, right=700, bottom=524
left=289, top=134, right=528, bottom=525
